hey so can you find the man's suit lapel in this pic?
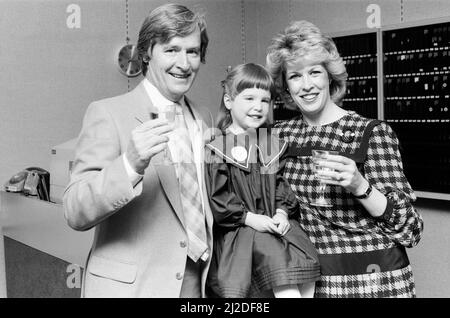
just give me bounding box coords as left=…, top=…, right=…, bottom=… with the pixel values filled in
left=151, top=153, right=185, bottom=227
left=132, top=81, right=156, bottom=123
left=132, top=81, right=185, bottom=227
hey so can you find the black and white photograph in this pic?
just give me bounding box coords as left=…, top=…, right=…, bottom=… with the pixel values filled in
left=0, top=0, right=449, bottom=303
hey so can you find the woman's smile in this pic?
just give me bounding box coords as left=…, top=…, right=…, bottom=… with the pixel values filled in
left=300, top=92, right=320, bottom=102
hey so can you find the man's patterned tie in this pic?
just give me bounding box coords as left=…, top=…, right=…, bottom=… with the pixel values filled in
left=173, top=103, right=208, bottom=262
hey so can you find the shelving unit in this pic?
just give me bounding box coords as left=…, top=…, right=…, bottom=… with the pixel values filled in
left=382, top=19, right=450, bottom=198
left=332, top=31, right=379, bottom=119
left=272, top=18, right=450, bottom=201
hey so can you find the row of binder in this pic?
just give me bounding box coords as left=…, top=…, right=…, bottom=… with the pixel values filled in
left=384, top=50, right=449, bottom=75
left=384, top=99, right=450, bottom=120
left=383, top=23, right=450, bottom=52
left=333, top=33, right=377, bottom=57
left=345, top=56, right=377, bottom=78
left=384, top=74, right=449, bottom=97
left=346, top=79, right=377, bottom=98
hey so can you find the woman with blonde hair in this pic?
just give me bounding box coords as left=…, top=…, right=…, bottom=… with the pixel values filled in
left=266, top=20, right=423, bottom=298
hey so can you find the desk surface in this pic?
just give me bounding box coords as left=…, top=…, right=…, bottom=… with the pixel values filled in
left=0, top=191, right=93, bottom=267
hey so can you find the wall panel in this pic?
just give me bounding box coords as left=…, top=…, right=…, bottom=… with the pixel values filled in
left=403, top=0, right=450, bottom=22
left=0, top=0, right=126, bottom=183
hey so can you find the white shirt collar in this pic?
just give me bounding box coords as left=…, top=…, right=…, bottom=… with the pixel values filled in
left=142, top=78, right=186, bottom=112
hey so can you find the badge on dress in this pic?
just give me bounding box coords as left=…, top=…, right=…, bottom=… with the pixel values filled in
left=231, top=146, right=248, bottom=162
left=340, top=129, right=356, bottom=143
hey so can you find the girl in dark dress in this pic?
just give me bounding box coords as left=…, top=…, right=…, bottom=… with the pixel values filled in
left=205, top=63, right=320, bottom=298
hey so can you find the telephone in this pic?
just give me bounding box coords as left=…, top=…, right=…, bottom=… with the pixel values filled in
left=4, top=167, right=51, bottom=202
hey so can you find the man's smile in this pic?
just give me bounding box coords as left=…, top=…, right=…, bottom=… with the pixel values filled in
left=169, top=72, right=191, bottom=79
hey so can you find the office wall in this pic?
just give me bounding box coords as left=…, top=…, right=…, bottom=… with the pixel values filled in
left=408, top=199, right=450, bottom=298
left=0, top=0, right=245, bottom=185
left=255, top=0, right=450, bottom=298
left=1, top=0, right=123, bottom=184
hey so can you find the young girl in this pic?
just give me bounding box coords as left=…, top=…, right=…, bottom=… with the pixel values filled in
left=205, top=63, right=320, bottom=298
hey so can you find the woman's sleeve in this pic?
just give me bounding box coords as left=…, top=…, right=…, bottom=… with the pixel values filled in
left=364, top=122, right=424, bottom=247
left=205, top=151, right=247, bottom=229
left=275, top=149, right=299, bottom=218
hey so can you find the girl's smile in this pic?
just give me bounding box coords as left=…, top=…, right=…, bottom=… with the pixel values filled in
left=225, top=87, right=271, bottom=134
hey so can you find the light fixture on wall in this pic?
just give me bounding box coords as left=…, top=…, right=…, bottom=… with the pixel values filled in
left=117, top=44, right=142, bottom=77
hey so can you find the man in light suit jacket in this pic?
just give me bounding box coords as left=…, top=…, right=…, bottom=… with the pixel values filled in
left=63, top=3, right=214, bottom=298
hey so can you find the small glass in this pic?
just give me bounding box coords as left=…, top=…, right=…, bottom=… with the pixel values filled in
left=150, top=105, right=176, bottom=163
left=310, top=149, right=338, bottom=207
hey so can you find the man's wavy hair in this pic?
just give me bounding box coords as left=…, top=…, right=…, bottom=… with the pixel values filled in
left=266, top=20, right=347, bottom=107
left=137, top=3, right=208, bottom=76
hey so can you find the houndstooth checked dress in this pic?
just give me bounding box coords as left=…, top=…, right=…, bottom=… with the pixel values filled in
left=276, top=111, right=424, bottom=298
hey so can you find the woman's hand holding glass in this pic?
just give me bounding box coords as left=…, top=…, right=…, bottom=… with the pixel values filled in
left=313, top=152, right=367, bottom=196
left=310, top=150, right=337, bottom=207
